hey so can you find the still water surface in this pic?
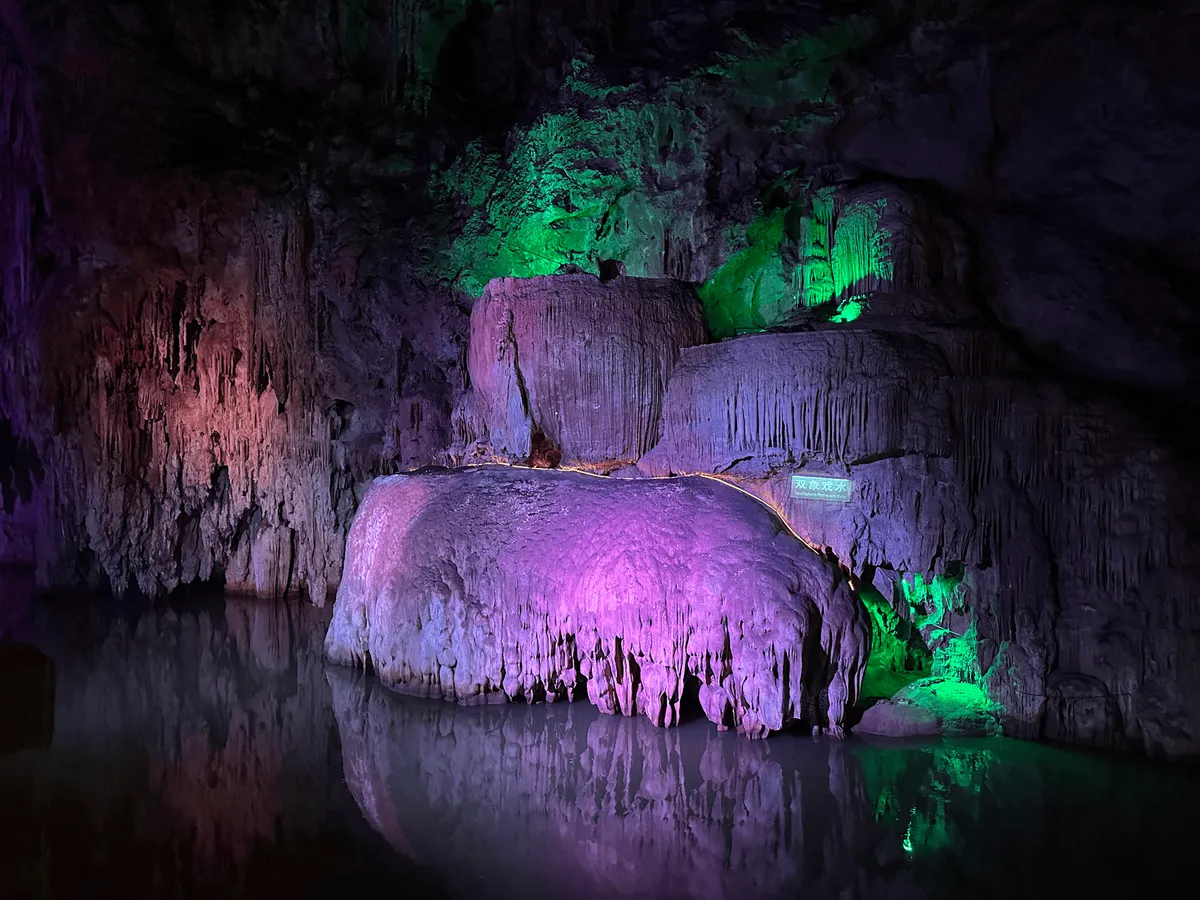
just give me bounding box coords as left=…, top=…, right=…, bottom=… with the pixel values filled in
left=2, top=588, right=1197, bottom=900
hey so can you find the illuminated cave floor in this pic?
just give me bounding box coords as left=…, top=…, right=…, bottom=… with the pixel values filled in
left=2, top=587, right=1199, bottom=900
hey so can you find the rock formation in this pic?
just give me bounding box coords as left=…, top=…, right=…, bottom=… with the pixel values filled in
left=635, top=274, right=1200, bottom=756
left=325, top=466, right=869, bottom=737
left=4, top=0, right=1200, bottom=758
left=453, top=274, right=707, bottom=467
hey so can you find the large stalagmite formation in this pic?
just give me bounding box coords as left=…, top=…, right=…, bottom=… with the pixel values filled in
left=325, top=466, right=869, bottom=737
left=454, top=274, right=707, bottom=466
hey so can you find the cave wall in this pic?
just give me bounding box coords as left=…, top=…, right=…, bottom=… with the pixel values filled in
left=2, top=0, right=1200, bottom=755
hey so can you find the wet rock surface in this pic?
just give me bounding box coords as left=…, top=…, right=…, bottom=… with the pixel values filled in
left=325, top=466, right=869, bottom=737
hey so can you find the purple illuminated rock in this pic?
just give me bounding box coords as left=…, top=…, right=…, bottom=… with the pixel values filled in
left=455, top=275, right=707, bottom=467
left=325, top=466, right=869, bottom=737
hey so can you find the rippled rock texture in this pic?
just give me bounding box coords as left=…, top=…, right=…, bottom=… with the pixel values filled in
left=325, top=466, right=869, bottom=736
left=639, top=320, right=1200, bottom=756
left=329, top=668, right=876, bottom=900
left=453, top=274, right=707, bottom=467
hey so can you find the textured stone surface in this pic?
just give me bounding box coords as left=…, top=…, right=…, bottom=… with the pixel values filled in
left=325, top=466, right=869, bottom=737
left=4, top=0, right=1200, bottom=761
left=454, top=274, right=706, bottom=466
left=855, top=700, right=942, bottom=739
left=639, top=320, right=1200, bottom=757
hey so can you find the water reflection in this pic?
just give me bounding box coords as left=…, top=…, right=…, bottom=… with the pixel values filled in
left=330, top=667, right=888, bottom=900
left=4, top=586, right=1199, bottom=900
left=0, top=592, right=422, bottom=900
left=333, top=669, right=1200, bottom=900
left=853, top=737, right=1200, bottom=898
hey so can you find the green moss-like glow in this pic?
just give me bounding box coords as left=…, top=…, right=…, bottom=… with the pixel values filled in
left=431, top=102, right=703, bottom=295
left=800, top=186, right=894, bottom=314
left=830, top=298, right=865, bottom=322
left=697, top=208, right=789, bottom=337
left=859, top=581, right=932, bottom=701
left=901, top=571, right=982, bottom=680
left=863, top=569, right=1005, bottom=729
left=697, top=185, right=894, bottom=336
left=430, top=17, right=881, bottom=317
left=563, top=56, right=630, bottom=100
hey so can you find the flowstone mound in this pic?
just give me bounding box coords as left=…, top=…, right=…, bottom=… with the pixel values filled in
left=325, top=466, right=869, bottom=737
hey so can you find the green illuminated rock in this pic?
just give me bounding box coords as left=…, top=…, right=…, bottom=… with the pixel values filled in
left=431, top=102, right=705, bottom=296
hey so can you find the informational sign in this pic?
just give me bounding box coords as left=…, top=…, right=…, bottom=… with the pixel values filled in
left=790, top=474, right=852, bottom=503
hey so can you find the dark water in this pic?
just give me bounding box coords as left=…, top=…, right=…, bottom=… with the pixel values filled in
left=2, top=583, right=1198, bottom=900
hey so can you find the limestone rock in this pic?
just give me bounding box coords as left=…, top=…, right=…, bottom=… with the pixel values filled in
left=640, top=323, right=1200, bottom=756
left=455, top=274, right=707, bottom=467
left=325, top=466, right=869, bottom=737
left=855, top=700, right=942, bottom=738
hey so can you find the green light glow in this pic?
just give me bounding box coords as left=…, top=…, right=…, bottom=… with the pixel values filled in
left=800, top=186, right=893, bottom=316
left=858, top=582, right=931, bottom=701
left=855, top=741, right=996, bottom=859
left=431, top=101, right=703, bottom=295
left=830, top=298, right=865, bottom=322
left=697, top=208, right=789, bottom=337
left=790, top=474, right=853, bottom=502
left=899, top=572, right=984, bottom=685
left=859, top=568, right=1005, bottom=733
left=697, top=186, right=895, bottom=336
left=563, top=55, right=630, bottom=100
left=429, top=17, right=882, bottom=335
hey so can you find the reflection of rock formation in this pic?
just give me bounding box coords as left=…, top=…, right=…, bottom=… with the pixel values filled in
left=330, top=669, right=875, bottom=900
left=852, top=737, right=1200, bottom=899
left=325, top=466, right=869, bottom=737
left=12, top=596, right=347, bottom=896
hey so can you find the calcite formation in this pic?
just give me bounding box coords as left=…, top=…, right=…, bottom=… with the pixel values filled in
left=325, top=466, right=869, bottom=737
left=454, top=274, right=707, bottom=467
left=6, top=0, right=1200, bottom=762
left=638, top=318, right=1200, bottom=756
